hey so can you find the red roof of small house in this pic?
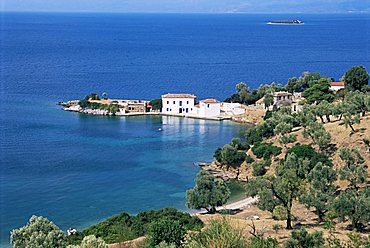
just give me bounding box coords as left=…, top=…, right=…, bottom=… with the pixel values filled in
left=195, top=104, right=200, bottom=108
left=330, top=82, right=345, bottom=87
left=200, top=99, right=219, bottom=103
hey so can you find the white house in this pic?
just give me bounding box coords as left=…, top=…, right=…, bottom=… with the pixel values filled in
left=273, top=91, right=293, bottom=107
left=329, top=82, right=345, bottom=92
left=199, top=99, right=221, bottom=117
left=221, top=102, right=246, bottom=115
left=161, top=93, right=196, bottom=114
left=255, top=97, right=265, bottom=109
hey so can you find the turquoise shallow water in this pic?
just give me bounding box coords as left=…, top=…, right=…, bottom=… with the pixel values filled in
left=0, top=97, right=246, bottom=246
left=1, top=12, right=369, bottom=246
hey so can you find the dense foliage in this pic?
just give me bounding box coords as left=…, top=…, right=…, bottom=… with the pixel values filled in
left=186, top=170, right=230, bottom=214
left=147, top=219, right=186, bottom=247
left=11, top=215, right=67, bottom=248
left=78, top=93, right=120, bottom=115
left=285, top=229, right=324, bottom=248
left=67, top=208, right=203, bottom=245
left=150, top=98, right=163, bottom=111
left=214, top=138, right=248, bottom=167
left=342, top=65, right=370, bottom=92
left=251, top=142, right=282, bottom=160
left=301, top=78, right=334, bottom=104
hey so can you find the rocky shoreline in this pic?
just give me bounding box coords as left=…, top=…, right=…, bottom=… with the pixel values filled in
left=196, top=161, right=247, bottom=182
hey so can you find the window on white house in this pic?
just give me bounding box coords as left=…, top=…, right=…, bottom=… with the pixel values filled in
left=207, top=104, right=210, bottom=108
left=167, top=101, right=169, bottom=104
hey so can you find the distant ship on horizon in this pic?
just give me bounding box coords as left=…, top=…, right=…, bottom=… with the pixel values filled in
left=267, top=20, right=304, bottom=25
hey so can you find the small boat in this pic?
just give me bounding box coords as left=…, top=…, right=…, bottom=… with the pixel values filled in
left=268, top=20, right=304, bottom=25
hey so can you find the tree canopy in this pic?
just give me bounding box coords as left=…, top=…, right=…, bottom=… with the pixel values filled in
left=186, top=170, right=230, bottom=213
left=11, top=215, right=66, bottom=248
left=342, top=65, right=370, bottom=92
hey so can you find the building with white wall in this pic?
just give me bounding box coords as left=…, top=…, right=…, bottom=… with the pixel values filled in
left=329, top=82, right=345, bottom=92
left=221, top=102, right=246, bottom=115
left=161, top=93, right=196, bottom=114
left=198, top=99, right=221, bottom=117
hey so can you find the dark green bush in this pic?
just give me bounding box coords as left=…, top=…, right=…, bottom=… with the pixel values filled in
left=66, top=208, right=203, bottom=246
left=252, top=142, right=282, bottom=160
left=285, top=229, right=324, bottom=248
left=252, top=161, right=266, bottom=176
left=214, top=147, right=223, bottom=162
left=150, top=99, right=162, bottom=111
left=245, top=127, right=263, bottom=146
left=245, top=155, right=255, bottom=164
left=264, top=110, right=273, bottom=120
left=286, top=144, right=332, bottom=176
left=82, top=212, right=136, bottom=244
left=133, top=208, right=203, bottom=236
left=148, top=219, right=186, bottom=247
left=272, top=206, right=288, bottom=220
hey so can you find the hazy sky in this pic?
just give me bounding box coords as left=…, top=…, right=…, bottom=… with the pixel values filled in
left=1, top=0, right=369, bottom=13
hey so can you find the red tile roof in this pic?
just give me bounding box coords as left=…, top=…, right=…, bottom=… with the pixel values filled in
left=201, top=99, right=219, bottom=103
left=330, top=82, right=345, bottom=87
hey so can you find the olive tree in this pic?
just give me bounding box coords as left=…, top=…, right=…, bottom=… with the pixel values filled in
left=10, top=215, right=66, bottom=248
left=342, top=65, right=369, bottom=92
left=300, top=162, right=337, bottom=222
left=333, top=148, right=370, bottom=229
left=148, top=219, right=186, bottom=247
left=186, top=170, right=230, bottom=214
left=246, top=154, right=306, bottom=229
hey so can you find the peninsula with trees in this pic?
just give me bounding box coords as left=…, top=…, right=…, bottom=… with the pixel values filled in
left=12, top=66, right=370, bottom=248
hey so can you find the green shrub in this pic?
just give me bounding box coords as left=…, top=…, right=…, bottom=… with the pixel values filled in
left=82, top=212, right=136, bottom=244
left=252, top=142, right=282, bottom=160
left=150, top=99, right=163, bottom=111
left=214, top=147, right=223, bottom=162
left=217, top=144, right=246, bottom=166
left=272, top=224, right=283, bottom=234
left=10, top=215, right=67, bottom=248
left=148, top=219, right=186, bottom=247
left=252, top=161, right=266, bottom=176
left=67, top=208, right=202, bottom=246
left=264, top=111, right=273, bottom=120
left=245, top=155, right=255, bottom=164
left=247, top=237, right=278, bottom=248
left=272, top=206, right=287, bottom=220
left=71, top=235, right=107, bottom=248
left=286, top=144, right=332, bottom=177
left=245, top=128, right=263, bottom=146
left=285, top=229, right=324, bottom=248
left=133, top=208, right=203, bottom=236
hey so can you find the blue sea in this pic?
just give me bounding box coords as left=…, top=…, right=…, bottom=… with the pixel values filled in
left=1, top=12, right=369, bottom=246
